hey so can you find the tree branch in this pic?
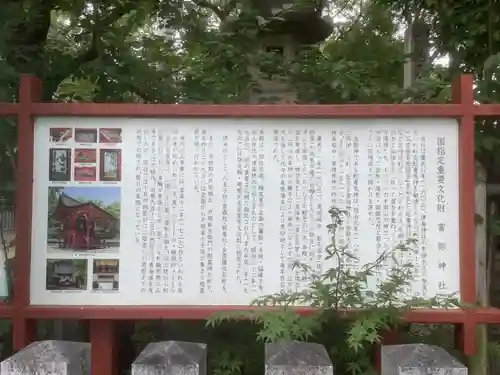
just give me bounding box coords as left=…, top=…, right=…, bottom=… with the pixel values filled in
left=5, top=0, right=54, bottom=76
left=46, top=2, right=137, bottom=99
left=191, top=0, right=237, bottom=21
left=222, top=0, right=238, bottom=14
left=77, top=3, right=137, bottom=66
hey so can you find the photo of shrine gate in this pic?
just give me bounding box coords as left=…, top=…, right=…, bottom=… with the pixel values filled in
left=47, top=186, right=121, bottom=254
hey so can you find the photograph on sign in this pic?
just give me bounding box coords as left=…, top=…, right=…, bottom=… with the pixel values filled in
left=31, top=117, right=460, bottom=306
left=99, top=128, right=122, bottom=143
left=48, top=148, right=71, bottom=182
left=75, top=128, right=97, bottom=143
left=99, top=149, right=121, bottom=182
left=92, top=259, right=120, bottom=292
left=46, top=186, right=121, bottom=255
left=74, top=166, right=97, bottom=182
left=49, top=128, right=72, bottom=143
left=45, top=259, right=88, bottom=291
left=74, top=149, right=97, bottom=163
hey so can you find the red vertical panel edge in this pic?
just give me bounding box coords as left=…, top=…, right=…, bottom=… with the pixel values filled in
left=90, top=320, right=118, bottom=375
left=373, top=330, right=400, bottom=373
left=13, top=74, right=42, bottom=350
left=452, top=74, right=476, bottom=355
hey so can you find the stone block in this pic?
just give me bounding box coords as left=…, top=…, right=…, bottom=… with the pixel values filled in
left=0, top=340, right=90, bottom=375
left=381, top=344, right=467, bottom=375
left=132, top=340, right=207, bottom=375
left=265, top=340, right=334, bottom=375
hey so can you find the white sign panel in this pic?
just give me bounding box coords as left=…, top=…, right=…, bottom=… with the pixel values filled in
left=30, top=117, right=460, bottom=306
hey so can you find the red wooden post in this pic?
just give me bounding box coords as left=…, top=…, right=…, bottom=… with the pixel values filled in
left=452, top=74, right=477, bottom=355
left=90, top=320, right=118, bottom=375
left=373, top=329, right=401, bottom=373
left=453, top=74, right=476, bottom=307
left=13, top=74, right=43, bottom=350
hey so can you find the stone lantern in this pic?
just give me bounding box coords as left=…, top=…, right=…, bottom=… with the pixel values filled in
left=249, top=0, right=333, bottom=103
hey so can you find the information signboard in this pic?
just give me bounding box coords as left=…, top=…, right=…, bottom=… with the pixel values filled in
left=30, top=117, right=460, bottom=305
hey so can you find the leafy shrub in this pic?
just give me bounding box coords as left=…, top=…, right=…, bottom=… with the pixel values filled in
left=207, top=207, right=457, bottom=375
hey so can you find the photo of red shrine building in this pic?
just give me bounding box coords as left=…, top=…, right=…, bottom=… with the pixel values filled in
left=47, top=187, right=121, bottom=254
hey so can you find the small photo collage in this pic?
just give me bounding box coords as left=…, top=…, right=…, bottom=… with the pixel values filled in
left=45, top=258, right=120, bottom=292
left=46, top=126, right=122, bottom=293
left=48, top=127, right=122, bottom=183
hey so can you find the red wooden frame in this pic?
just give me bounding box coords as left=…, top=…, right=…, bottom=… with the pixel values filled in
left=0, top=74, right=497, bottom=374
